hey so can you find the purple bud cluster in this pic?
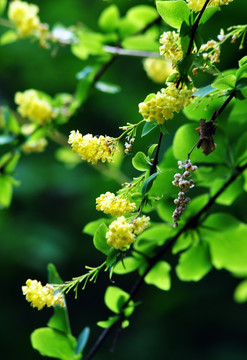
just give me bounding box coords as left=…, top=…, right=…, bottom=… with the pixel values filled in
left=172, top=160, right=197, bottom=228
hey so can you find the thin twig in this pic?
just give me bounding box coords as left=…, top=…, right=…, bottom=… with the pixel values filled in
left=84, top=162, right=247, bottom=360
left=103, top=46, right=161, bottom=58
left=186, top=0, right=211, bottom=56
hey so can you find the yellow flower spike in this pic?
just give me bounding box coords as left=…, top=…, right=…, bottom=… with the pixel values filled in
left=15, top=89, right=55, bottom=125
left=132, top=215, right=150, bottom=235
left=96, top=192, right=136, bottom=216
left=186, top=0, right=233, bottom=13
left=159, top=31, right=183, bottom=65
left=106, top=216, right=136, bottom=251
left=68, top=130, right=117, bottom=165
left=143, top=58, right=173, bottom=84
left=139, top=83, right=194, bottom=125
left=22, top=279, right=65, bottom=310
left=8, top=0, right=42, bottom=37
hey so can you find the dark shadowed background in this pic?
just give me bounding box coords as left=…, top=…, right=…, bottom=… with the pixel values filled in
left=1, top=1, right=247, bottom=359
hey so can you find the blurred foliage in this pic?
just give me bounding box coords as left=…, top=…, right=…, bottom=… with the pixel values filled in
left=1, top=1, right=247, bottom=360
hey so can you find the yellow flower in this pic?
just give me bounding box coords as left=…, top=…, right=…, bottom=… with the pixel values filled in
left=143, top=58, right=173, bottom=83
left=139, top=83, right=194, bottom=124
left=15, top=89, right=55, bottom=125
left=106, top=216, right=135, bottom=250
left=8, top=0, right=41, bottom=37
left=186, top=0, right=233, bottom=12
left=160, top=31, right=183, bottom=65
left=21, top=138, right=48, bottom=153
left=96, top=192, right=136, bottom=216
left=68, top=130, right=117, bottom=165
left=132, top=215, right=150, bottom=235
left=22, top=279, right=65, bottom=310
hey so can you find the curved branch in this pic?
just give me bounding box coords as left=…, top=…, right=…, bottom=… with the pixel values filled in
left=84, top=161, right=247, bottom=360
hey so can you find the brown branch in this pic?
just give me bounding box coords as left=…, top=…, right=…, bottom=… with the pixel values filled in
left=84, top=161, right=247, bottom=360
left=186, top=0, right=211, bottom=56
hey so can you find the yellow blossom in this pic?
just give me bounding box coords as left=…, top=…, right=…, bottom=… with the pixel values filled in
left=22, top=279, right=65, bottom=310
left=132, top=215, right=150, bottom=235
left=96, top=192, right=136, bottom=216
left=186, top=0, right=233, bottom=12
left=68, top=130, right=117, bottom=165
left=21, top=138, right=48, bottom=153
left=106, top=216, right=135, bottom=250
left=139, top=83, right=194, bottom=124
left=143, top=58, right=173, bottom=83
left=15, top=89, right=55, bottom=125
left=8, top=0, right=41, bottom=37
left=159, top=31, right=183, bottom=65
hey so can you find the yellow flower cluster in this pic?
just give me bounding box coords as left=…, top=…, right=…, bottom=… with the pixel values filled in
left=68, top=130, right=117, bottom=165
left=138, top=83, right=193, bottom=124
left=133, top=215, right=150, bottom=235
left=143, top=58, right=173, bottom=84
left=22, top=138, right=48, bottom=153
left=106, top=216, right=135, bottom=250
left=15, top=90, right=55, bottom=125
left=106, top=215, right=150, bottom=250
left=160, top=31, right=183, bottom=65
left=96, top=192, right=136, bottom=216
left=22, top=279, right=65, bottom=310
left=186, top=0, right=233, bottom=12
left=8, top=0, right=42, bottom=37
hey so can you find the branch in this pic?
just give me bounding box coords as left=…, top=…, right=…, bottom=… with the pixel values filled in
left=150, top=132, right=163, bottom=176
left=103, top=46, right=161, bottom=58
left=84, top=160, right=247, bottom=360
left=186, top=0, right=211, bottom=56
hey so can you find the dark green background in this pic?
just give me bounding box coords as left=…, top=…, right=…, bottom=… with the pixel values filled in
left=1, top=1, right=247, bottom=359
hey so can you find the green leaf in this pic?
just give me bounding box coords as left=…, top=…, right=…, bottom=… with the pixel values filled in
left=0, top=0, right=7, bottom=15
left=76, top=327, right=90, bottom=355
left=106, top=247, right=119, bottom=267
left=239, top=56, right=247, bottom=68
left=93, top=223, right=111, bottom=255
left=48, top=263, right=63, bottom=285
left=236, top=63, right=247, bottom=81
left=114, top=256, right=142, bottom=274
left=135, top=223, right=173, bottom=254
left=122, top=35, right=159, bottom=52
left=172, top=231, right=193, bottom=254
left=95, top=81, right=121, bottom=94
left=202, top=213, right=247, bottom=273
left=156, top=0, right=190, bottom=29
left=236, top=78, right=247, bottom=90
left=198, top=6, right=219, bottom=25
left=0, top=175, right=13, bottom=208
left=104, top=286, right=130, bottom=314
left=126, top=5, right=158, bottom=28
left=31, top=328, right=80, bottom=360
left=234, top=280, right=247, bottom=303
left=75, top=66, right=99, bottom=108
left=98, top=5, right=120, bottom=32
left=142, top=172, right=159, bottom=195
left=176, top=241, right=212, bottom=281
left=71, top=31, right=105, bottom=60
left=83, top=218, right=111, bottom=236
left=177, top=54, right=196, bottom=75
left=212, top=75, right=236, bottom=90
left=97, top=316, right=119, bottom=329
left=193, top=85, right=215, bottom=98
left=132, top=151, right=150, bottom=171
left=0, top=134, right=16, bottom=145
left=148, top=144, right=158, bottom=158
left=144, top=261, right=171, bottom=291
left=0, top=30, right=18, bottom=45
left=141, top=121, right=157, bottom=137
left=173, top=123, right=226, bottom=164
left=235, top=132, right=247, bottom=165
left=47, top=264, right=71, bottom=335
left=210, top=176, right=244, bottom=206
